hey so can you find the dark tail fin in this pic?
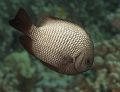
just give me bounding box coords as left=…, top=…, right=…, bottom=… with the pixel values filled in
left=9, top=8, right=32, bottom=33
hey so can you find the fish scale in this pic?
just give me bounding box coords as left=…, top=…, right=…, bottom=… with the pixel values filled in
left=9, top=8, right=94, bottom=75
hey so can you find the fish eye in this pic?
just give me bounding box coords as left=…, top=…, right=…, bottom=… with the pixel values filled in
left=85, top=59, right=90, bottom=65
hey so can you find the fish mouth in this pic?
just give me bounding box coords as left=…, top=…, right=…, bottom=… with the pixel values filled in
left=74, top=52, right=92, bottom=73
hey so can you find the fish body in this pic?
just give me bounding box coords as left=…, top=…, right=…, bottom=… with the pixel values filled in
left=9, top=8, right=94, bottom=75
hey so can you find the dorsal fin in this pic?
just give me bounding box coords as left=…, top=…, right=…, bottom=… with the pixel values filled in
left=42, top=15, right=56, bottom=25
left=37, top=15, right=85, bottom=29
left=20, top=35, right=34, bottom=55
left=37, top=15, right=66, bottom=27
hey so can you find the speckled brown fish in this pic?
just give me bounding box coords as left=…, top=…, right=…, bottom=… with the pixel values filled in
left=9, top=8, right=94, bottom=75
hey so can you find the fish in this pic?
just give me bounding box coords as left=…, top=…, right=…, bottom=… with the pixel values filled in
left=9, top=8, right=94, bottom=75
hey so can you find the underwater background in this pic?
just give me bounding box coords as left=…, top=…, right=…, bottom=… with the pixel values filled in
left=0, top=0, right=120, bottom=92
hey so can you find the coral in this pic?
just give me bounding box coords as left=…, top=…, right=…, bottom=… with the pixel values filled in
left=0, top=0, right=120, bottom=92
left=86, top=34, right=120, bottom=92
left=107, top=8, right=120, bottom=31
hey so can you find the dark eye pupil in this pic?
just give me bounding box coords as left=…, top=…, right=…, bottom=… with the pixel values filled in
left=85, top=60, right=90, bottom=65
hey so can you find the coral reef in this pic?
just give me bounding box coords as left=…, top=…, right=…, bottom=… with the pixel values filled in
left=0, top=0, right=120, bottom=92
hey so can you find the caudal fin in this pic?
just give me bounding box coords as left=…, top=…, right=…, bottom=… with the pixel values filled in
left=9, top=8, right=32, bottom=33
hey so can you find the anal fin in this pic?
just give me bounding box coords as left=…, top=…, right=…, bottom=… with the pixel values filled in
left=20, top=35, right=34, bottom=55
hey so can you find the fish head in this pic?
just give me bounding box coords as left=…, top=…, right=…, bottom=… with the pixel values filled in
left=74, top=47, right=94, bottom=73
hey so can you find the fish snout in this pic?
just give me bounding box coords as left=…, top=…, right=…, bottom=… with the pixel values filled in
left=74, top=51, right=93, bottom=73
left=74, top=60, right=92, bottom=73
